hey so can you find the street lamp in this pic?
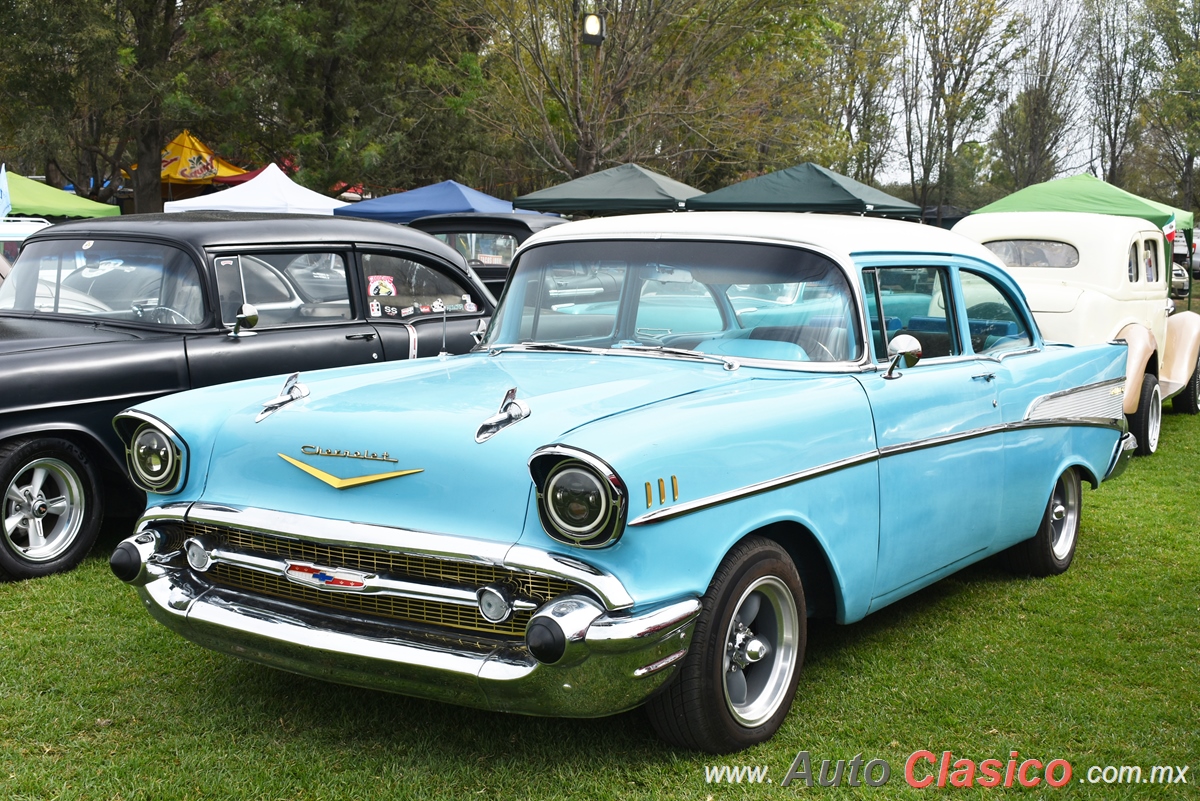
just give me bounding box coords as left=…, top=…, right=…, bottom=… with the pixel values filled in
left=581, top=11, right=606, bottom=46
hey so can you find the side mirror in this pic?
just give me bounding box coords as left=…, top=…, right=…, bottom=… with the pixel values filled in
left=884, top=333, right=922, bottom=379
left=230, top=303, right=259, bottom=338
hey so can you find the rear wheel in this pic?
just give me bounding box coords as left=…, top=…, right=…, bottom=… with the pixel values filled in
left=646, top=537, right=805, bottom=753
left=0, top=438, right=102, bottom=579
left=1004, top=467, right=1081, bottom=577
left=1172, top=354, right=1200, bottom=415
left=1129, top=374, right=1161, bottom=456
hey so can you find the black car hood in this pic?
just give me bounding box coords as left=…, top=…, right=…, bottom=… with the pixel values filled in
left=0, top=315, right=155, bottom=355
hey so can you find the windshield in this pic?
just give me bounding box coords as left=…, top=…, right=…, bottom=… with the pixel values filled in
left=484, top=239, right=861, bottom=363
left=0, top=238, right=204, bottom=325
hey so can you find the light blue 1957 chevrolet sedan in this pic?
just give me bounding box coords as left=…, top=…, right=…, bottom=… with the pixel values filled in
left=110, top=212, right=1134, bottom=753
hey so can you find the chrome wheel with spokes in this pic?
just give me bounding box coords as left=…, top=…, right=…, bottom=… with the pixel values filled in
left=722, top=576, right=800, bottom=727
left=0, top=438, right=102, bottom=579
left=3, top=457, right=85, bottom=562
left=1047, top=470, right=1080, bottom=563
left=1004, top=466, right=1082, bottom=577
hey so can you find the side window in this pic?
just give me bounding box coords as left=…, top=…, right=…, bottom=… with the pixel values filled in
left=1128, top=244, right=1139, bottom=282
left=360, top=252, right=478, bottom=320
left=960, top=271, right=1032, bottom=354
left=1143, top=239, right=1159, bottom=283
left=215, top=251, right=351, bottom=327
left=435, top=233, right=519, bottom=269
left=870, top=266, right=959, bottom=359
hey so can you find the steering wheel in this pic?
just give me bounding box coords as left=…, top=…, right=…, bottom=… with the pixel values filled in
left=138, top=305, right=193, bottom=325
left=967, top=301, right=1017, bottom=322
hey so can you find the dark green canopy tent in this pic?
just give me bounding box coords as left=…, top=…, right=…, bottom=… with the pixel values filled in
left=685, top=162, right=920, bottom=217
left=973, top=173, right=1194, bottom=251
left=514, top=164, right=703, bottom=214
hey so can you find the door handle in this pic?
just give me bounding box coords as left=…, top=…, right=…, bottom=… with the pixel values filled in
left=971, top=372, right=995, bottom=382
left=346, top=332, right=377, bottom=341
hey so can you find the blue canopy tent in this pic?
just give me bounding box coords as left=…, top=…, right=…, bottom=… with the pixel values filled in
left=333, top=180, right=517, bottom=224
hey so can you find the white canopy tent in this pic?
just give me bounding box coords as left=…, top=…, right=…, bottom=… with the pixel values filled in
left=163, top=163, right=347, bottom=215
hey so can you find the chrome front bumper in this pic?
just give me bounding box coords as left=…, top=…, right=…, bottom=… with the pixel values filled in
left=113, top=506, right=702, bottom=718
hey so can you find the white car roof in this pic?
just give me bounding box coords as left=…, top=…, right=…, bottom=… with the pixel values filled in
left=0, top=217, right=52, bottom=242
left=523, top=211, right=1005, bottom=266
left=953, top=211, right=1160, bottom=258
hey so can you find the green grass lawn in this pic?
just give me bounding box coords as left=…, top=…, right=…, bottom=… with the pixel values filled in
left=2, top=412, right=1197, bottom=800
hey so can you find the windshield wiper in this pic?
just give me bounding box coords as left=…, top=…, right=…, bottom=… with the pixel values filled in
left=488, top=342, right=603, bottom=356
left=612, top=344, right=740, bottom=371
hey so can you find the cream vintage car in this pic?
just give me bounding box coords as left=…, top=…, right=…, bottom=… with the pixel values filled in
left=955, top=211, right=1200, bottom=455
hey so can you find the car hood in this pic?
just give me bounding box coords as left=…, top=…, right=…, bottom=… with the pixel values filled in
left=171, top=352, right=754, bottom=544
left=0, top=315, right=153, bottom=355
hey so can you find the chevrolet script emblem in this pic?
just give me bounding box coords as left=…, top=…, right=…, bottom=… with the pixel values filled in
left=278, top=453, right=422, bottom=489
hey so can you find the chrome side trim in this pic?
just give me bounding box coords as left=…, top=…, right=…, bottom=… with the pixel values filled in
left=404, top=323, right=418, bottom=359
left=1025, top=377, right=1126, bottom=422
left=630, top=416, right=1126, bottom=527
left=628, top=451, right=878, bottom=526
left=175, top=504, right=634, bottom=611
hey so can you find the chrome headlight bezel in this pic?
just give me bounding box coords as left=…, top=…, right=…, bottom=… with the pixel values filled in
left=529, top=446, right=626, bottom=549
left=115, top=411, right=188, bottom=494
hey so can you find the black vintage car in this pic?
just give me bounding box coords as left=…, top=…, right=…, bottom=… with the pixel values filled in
left=0, top=211, right=495, bottom=579
left=408, top=212, right=566, bottom=297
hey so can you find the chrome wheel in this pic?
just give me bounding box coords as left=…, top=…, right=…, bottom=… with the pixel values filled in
left=1145, top=382, right=1162, bottom=453
left=1048, top=468, right=1080, bottom=562
left=722, top=575, right=800, bottom=727
left=2, top=457, right=86, bottom=563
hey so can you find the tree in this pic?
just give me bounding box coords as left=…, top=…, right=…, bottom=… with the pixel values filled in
left=453, top=0, right=826, bottom=190
left=989, top=2, right=1081, bottom=190
left=1080, top=0, right=1158, bottom=186
left=1144, top=0, right=1200, bottom=210
left=814, top=0, right=906, bottom=185
left=900, top=0, right=1022, bottom=218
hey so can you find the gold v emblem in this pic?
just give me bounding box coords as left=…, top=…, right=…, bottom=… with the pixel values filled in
left=278, top=453, right=423, bottom=490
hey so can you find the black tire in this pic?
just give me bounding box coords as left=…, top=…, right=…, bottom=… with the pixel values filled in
left=1128, top=374, right=1162, bottom=456
left=646, top=536, right=805, bottom=753
left=0, top=438, right=103, bottom=580
left=1004, top=467, right=1081, bottom=577
left=1172, top=355, right=1200, bottom=415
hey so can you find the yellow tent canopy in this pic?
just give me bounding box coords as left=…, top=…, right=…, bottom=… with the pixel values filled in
left=159, top=130, right=246, bottom=184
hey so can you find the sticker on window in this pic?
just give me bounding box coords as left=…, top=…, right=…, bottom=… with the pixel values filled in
left=368, top=275, right=396, bottom=296
left=369, top=300, right=382, bottom=317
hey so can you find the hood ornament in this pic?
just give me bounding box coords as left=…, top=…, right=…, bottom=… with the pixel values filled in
left=256, top=373, right=309, bottom=423
left=278, top=453, right=422, bottom=490
left=475, top=387, right=531, bottom=443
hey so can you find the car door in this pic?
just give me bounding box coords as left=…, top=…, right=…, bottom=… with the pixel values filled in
left=356, top=250, right=491, bottom=359
left=856, top=263, right=1005, bottom=608
left=186, top=249, right=383, bottom=388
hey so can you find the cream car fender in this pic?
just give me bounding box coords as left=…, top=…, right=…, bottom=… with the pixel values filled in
left=1160, top=310, right=1200, bottom=398
left=1117, top=323, right=1157, bottom=414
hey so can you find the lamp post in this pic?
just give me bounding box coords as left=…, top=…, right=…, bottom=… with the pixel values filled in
left=581, top=11, right=606, bottom=46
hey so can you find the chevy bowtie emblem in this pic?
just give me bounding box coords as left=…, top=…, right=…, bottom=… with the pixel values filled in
left=285, top=562, right=370, bottom=590
left=278, top=453, right=422, bottom=489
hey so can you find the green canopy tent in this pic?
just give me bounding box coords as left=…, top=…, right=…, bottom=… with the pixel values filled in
left=7, top=171, right=120, bottom=218
left=685, top=162, right=921, bottom=218
left=973, top=173, right=1193, bottom=251
left=514, top=164, right=703, bottom=214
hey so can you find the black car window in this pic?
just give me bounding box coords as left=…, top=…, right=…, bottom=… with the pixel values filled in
left=0, top=238, right=204, bottom=325
left=215, top=252, right=351, bottom=327
left=359, top=252, right=478, bottom=321
left=432, top=232, right=520, bottom=269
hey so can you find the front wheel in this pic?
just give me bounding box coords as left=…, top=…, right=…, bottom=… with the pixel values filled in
left=1004, top=467, right=1081, bottom=577
left=1129, top=374, right=1162, bottom=456
left=0, top=438, right=103, bottom=579
left=646, top=536, right=805, bottom=753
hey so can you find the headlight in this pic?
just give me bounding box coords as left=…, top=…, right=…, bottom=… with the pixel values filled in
left=116, top=413, right=187, bottom=494
left=530, top=447, right=626, bottom=548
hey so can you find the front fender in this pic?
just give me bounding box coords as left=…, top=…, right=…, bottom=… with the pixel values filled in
left=1161, top=310, right=1200, bottom=398
left=1118, top=323, right=1157, bottom=414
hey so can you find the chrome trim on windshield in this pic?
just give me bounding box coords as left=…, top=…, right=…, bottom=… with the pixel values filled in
left=404, top=323, right=418, bottom=359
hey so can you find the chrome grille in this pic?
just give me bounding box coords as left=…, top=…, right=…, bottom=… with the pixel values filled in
left=183, top=522, right=578, bottom=637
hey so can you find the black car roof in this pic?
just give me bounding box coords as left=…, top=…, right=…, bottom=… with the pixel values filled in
left=25, top=211, right=464, bottom=264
